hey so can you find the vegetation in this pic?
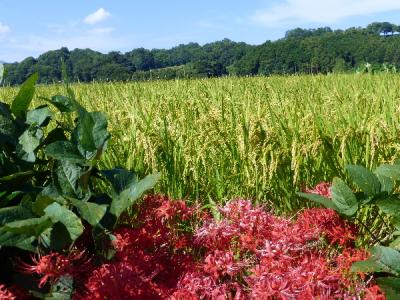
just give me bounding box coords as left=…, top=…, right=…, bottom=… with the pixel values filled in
left=2, top=63, right=400, bottom=297
left=4, top=21, right=400, bottom=84
left=300, top=163, right=400, bottom=297
left=0, top=71, right=159, bottom=298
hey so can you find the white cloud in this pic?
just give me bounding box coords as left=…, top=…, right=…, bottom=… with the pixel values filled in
left=84, top=8, right=111, bottom=25
left=0, top=22, right=10, bottom=34
left=252, top=0, right=400, bottom=27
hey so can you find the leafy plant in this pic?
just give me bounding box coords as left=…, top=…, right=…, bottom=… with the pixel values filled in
left=298, top=163, right=400, bottom=298
left=0, top=71, right=159, bottom=297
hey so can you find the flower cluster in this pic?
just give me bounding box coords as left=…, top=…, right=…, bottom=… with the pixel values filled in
left=19, top=250, right=90, bottom=288
left=16, top=194, right=383, bottom=299
left=173, top=199, right=376, bottom=299
left=77, top=195, right=196, bottom=299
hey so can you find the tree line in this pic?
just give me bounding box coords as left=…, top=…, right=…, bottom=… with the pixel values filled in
left=3, top=22, right=400, bottom=85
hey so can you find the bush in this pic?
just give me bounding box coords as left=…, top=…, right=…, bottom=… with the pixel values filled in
left=0, top=72, right=159, bottom=298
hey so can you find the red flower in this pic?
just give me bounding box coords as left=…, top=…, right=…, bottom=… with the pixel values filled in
left=19, top=250, right=89, bottom=288
left=305, top=182, right=332, bottom=198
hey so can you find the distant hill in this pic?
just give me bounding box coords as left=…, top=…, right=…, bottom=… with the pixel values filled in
left=3, top=21, right=400, bottom=85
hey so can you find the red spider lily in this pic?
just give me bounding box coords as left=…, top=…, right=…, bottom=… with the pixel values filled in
left=18, top=250, right=89, bottom=288
left=305, top=181, right=332, bottom=198
left=0, top=284, right=17, bottom=300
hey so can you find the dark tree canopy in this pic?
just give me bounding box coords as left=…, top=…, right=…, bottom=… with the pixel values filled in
left=3, top=22, right=400, bottom=84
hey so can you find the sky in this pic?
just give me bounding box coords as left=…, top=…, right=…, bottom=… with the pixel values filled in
left=1, top=0, right=400, bottom=62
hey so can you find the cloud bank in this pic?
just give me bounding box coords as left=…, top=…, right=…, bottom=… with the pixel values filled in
left=252, top=0, right=400, bottom=27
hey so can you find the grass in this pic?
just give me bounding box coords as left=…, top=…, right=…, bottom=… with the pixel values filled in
left=1, top=73, right=400, bottom=214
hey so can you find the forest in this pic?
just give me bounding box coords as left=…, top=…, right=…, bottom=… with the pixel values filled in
left=3, top=21, right=400, bottom=84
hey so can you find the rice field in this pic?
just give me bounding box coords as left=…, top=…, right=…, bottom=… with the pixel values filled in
left=2, top=73, right=400, bottom=214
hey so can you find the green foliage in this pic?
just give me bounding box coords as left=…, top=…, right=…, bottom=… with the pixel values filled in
left=0, top=73, right=159, bottom=258
left=299, top=162, right=400, bottom=294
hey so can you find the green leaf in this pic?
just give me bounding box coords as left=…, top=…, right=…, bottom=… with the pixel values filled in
left=346, top=164, right=381, bottom=197
left=376, top=174, right=394, bottom=193
left=26, top=105, right=53, bottom=127
left=3, top=216, right=52, bottom=237
left=296, top=192, right=338, bottom=210
left=44, top=202, right=83, bottom=241
left=0, top=171, right=33, bottom=182
left=54, top=161, right=83, bottom=197
left=331, top=177, right=358, bottom=216
left=75, top=111, right=110, bottom=157
left=45, top=141, right=86, bottom=164
left=0, top=205, right=34, bottom=226
left=351, top=246, right=400, bottom=276
left=102, top=168, right=138, bottom=194
left=0, top=230, right=36, bottom=251
left=11, top=72, right=38, bottom=119
left=47, top=275, right=74, bottom=300
left=70, top=199, right=107, bottom=226
left=0, top=103, right=21, bottom=146
left=48, top=95, right=78, bottom=113
left=49, top=222, right=72, bottom=251
left=390, top=237, right=400, bottom=250
left=375, top=164, right=400, bottom=182
left=18, top=126, right=44, bottom=162
left=376, top=277, right=400, bottom=300
left=32, top=195, right=56, bottom=216
left=110, top=173, right=160, bottom=218
left=375, top=197, right=400, bottom=217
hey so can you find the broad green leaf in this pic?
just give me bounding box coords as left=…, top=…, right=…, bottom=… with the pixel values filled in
left=76, top=111, right=110, bottom=156
left=45, top=141, right=86, bottom=164
left=0, top=104, right=20, bottom=146
left=346, top=164, right=381, bottom=197
left=375, top=174, right=394, bottom=193
left=331, top=177, right=358, bottom=216
left=102, top=168, right=138, bottom=194
left=48, top=95, right=78, bottom=113
left=376, top=277, right=400, bottom=300
left=0, top=171, right=33, bottom=182
left=393, top=217, right=400, bottom=230
left=390, top=237, right=400, bottom=250
left=32, top=195, right=56, bottom=216
left=375, top=164, right=400, bottom=182
left=0, top=230, right=36, bottom=251
left=54, top=161, right=83, bottom=197
left=49, top=222, right=72, bottom=251
left=26, top=105, right=53, bottom=127
left=0, top=205, right=34, bottom=226
left=44, top=202, right=83, bottom=241
left=11, top=72, right=38, bottom=119
left=3, top=216, right=52, bottom=236
left=70, top=199, right=107, bottom=226
left=351, top=246, right=400, bottom=276
left=18, top=126, right=43, bottom=162
left=110, top=173, right=160, bottom=218
left=296, top=192, right=338, bottom=210
left=375, top=197, right=400, bottom=217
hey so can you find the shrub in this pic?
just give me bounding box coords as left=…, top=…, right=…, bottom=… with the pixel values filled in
left=299, top=164, right=400, bottom=297
left=0, top=72, right=159, bottom=297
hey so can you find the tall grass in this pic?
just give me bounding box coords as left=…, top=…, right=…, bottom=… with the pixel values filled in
left=2, top=74, right=400, bottom=214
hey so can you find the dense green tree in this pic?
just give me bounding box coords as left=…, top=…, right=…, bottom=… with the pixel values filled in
left=4, top=21, right=400, bottom=85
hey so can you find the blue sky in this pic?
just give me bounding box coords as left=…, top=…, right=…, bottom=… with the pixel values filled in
left=1, top=0, right=400, bottom=62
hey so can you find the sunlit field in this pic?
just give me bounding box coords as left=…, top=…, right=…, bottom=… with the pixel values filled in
left=2, top=73, right=400, bottom=214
